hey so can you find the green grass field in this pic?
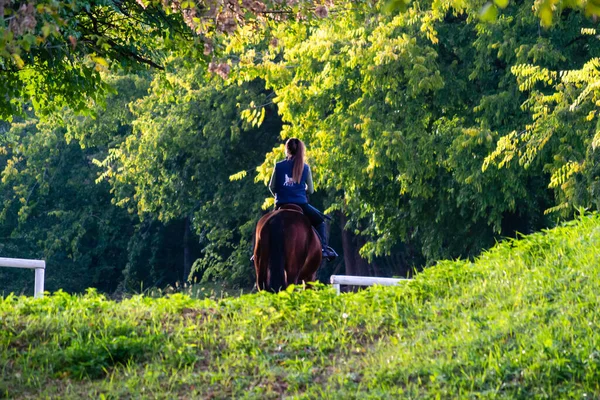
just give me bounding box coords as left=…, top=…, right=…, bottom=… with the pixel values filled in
left=2, top=214, right=600, bottom=399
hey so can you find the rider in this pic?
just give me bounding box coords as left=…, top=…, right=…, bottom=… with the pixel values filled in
left=269, top=138, right=338, bottom=261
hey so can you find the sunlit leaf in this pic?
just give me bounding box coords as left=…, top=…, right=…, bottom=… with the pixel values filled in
left=383, top=0, right=411, bottom=14
left=479, top=2, right=499, bottom=22
left=229, top=170, right=248, bottom=181
left=493, top=0, right=509, bottom=9
left=261, top=197, right=275, bottom=210
left=539, top=7, right=553, bottom=27
left=91, top=56, right=109, bottom=67
left=11, top=53, right=24, bottom=69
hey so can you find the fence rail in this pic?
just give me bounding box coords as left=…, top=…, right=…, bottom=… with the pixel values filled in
left=0, top=257, right=45, bottom=298
left=330, top=275, right=409, bottom=294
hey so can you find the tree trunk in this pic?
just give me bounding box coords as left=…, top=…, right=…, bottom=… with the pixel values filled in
left=370, top=258, right=382, bottom=277
left=339, top=212, right=370, bottom=276
left=183, top=216, right=192, bottom=282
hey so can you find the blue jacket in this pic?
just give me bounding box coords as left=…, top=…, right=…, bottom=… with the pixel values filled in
left=271, top=159, right=310, bottom=205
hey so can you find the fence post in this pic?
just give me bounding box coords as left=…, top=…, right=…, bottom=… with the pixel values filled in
left=34, top=266, right=45, bottom=298
left=333, top=283, right=340, bottom=295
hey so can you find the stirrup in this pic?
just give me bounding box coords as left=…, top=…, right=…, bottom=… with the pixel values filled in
left=322, top=246, right=338, bottom=262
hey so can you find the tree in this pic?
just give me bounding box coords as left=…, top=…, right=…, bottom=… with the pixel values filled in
left=1, top=0, right=180, bottom=119
left=0, top=116, right=134, bottom=293
left=0, top=0, right=345, bottom=120
left=91, top=63, right=281, bottom=286
left=226, top=0, right=591, bottom=266
left=0, top=73, right=203, bottom=294
left=484, top=28, right=600, bottom=217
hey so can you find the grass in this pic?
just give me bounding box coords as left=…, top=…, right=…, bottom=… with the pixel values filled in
left=2, top=214, right=600, bottom=398
left=146, top=280, right=253, bottom=300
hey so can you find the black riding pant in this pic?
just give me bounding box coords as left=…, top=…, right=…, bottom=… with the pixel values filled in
left=277, top=203, right=324, bottom=227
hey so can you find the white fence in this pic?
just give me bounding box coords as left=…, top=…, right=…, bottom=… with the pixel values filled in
left=330, top=275, right=410, bottom=294
left=0, top=257, right=45, bottom=298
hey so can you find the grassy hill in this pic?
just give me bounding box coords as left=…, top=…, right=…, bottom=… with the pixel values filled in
left=2, top=214, right=600, bottom=399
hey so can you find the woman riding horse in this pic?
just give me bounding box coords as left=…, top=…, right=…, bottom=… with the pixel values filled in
left=253, top=138, right=338, bottom=292
left=268, top=138, right=338, bottom=261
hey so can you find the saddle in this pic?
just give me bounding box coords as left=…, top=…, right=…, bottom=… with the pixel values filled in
left=253, top=203, right=337, bottom=262
left=250, top=204, right=312, bottom=263
left=272, top=204, right=326, bottom=255
left=276, top=204, right=304, bottom=214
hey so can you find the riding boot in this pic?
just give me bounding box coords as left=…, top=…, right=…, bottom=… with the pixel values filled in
left=315, top=222, right=338, bottom=261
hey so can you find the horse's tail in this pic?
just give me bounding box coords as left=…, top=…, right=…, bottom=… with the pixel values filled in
left=268, top=212, right=286, bottom=293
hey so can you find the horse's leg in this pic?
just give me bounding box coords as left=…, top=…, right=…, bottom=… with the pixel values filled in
left=255, top=230, right=270, bottom=291
left=284, top=234, right=303, bottom=285
left=297, top=232, right=323, bottom=287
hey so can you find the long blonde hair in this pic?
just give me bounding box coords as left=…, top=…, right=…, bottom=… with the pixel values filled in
left=285, top=138, right=306, bottom=184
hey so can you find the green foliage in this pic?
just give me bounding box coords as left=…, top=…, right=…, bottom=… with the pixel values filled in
left=0, top=65, right=280, bottom=293
left=2, top=0, right=600, bottom=294
left=2, top=214, right=600, bottom=397
left=0, top=116, right=134, bottom=294
left=0, top=0, right=196, bottom=119
left=485, top=26, right=600, bottom=216
left=228, top=0, right=567, bottom=263
left=0, top=74, right=203, bottom=294
left=120, top=218, right=202, bottom=291
left=90, top=64, right=281, bottom=285
left=0, top=0, right=358, bottom=120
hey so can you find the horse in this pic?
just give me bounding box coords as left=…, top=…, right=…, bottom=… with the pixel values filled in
left=253, top=204, right=322, bottom=292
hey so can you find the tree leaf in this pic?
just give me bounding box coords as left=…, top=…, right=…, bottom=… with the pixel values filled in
left=493, top=0, right=509, bottom=9
left=479, top=3, right=499, bottom=22
left=11, top=53, right=25, bottom=69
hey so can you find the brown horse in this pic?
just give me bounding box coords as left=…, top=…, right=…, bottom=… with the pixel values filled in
left=254, top=204, right=322, bottom=292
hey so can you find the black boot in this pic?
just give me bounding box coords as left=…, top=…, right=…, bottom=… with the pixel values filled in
left=316, top=222, right=338, bottom=262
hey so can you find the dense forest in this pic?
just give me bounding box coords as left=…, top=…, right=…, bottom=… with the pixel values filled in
left=0, top=0, right=599, bottom=295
